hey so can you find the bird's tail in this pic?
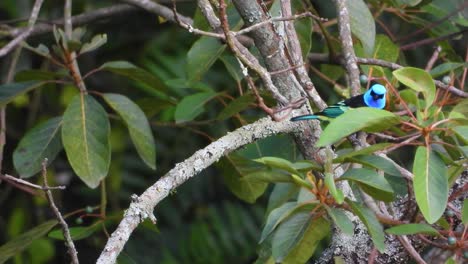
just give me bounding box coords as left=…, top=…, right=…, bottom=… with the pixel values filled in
left=290, top=114, right=320, bottom=121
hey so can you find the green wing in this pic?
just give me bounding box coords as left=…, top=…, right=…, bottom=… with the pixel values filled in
left=319, top=102, right=349, bottom=118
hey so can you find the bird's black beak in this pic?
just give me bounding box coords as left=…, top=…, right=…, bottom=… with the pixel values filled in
left=373, top=94, right=383, bottom=100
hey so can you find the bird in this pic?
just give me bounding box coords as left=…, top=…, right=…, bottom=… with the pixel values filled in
left=290, top=84, right=387, bottom=121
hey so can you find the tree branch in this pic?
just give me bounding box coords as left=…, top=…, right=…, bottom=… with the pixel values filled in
left=96, top=117, right=300, bottom=263
left=333, top=0, right=360, bottom=96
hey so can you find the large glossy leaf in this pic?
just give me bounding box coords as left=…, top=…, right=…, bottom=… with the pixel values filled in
left=430, top=62, right=467, bottom=78
left=347, top=200, right=385, bottom=252
left=282, top=217, right=330, bottom=263
left=413, top=146, right=448, bottom=224
left=317, top=108, right=400, bottom=147
left=174, top=91, right=218, bottom=123
left=14, top=70, right=66, bottom=82
left=0, top=220, right=57, bottom=263
left=254, top=157, right=299, bottom=175
left=186, top=36, right=226, bottom=83
left=271, top=212, right=312, bottom=262
left=334, top=143, right=392, bottom=163
left=103, top=93, right=156, bottom=169
left=0, top=81, right=45, bottom=106
left=260, top=202, right=298, bottom=243
left=347, top=155, right=401, bottom=177
left=393, top=67, right=436, bottom=109
left=13, top=117, right=63, bottom=178
left=347, top=0, right=375, bottom=55
left=361, top=35, right=399, bottom=76
left=99, top=61, right=167, bottom=93
left=385, top=223, right=439, bottom=236
left=266, top=183, right=300, bottom=214
left=339, top=168, right=394, bottom=201
left=218, top=154, right=268, bottom=203
left=62, top=94, right=111, bottom=188
left=325, top=207, right=354, bottom=235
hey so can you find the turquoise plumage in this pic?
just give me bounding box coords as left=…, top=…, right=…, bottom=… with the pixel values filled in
left=290, top=84, right=387, bottom=121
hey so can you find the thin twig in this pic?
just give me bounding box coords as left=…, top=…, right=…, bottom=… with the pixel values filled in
left=0, top=174, right=65, bottom=190
left=396, top=235, right=427, bottom=264
left=400, top=28, right=468, bottom=51
left=217, top=0, right=289, bottom=105
left=425, top=46, right=441, bottom=71
left=0, top=0, right=44, bottom=57
left=41, top=160, right=79, bottom=264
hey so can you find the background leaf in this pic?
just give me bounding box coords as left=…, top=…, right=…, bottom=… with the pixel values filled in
left=103, top=93, right=156, bottom=169
left=325, top=207, right=353, bottom=234
left=347, top=0, right=375, bottom=55
left=174, top=91, right=218, bottom=123
left=217, top=154, right=268, bottom=203
left=13, top=117, right=63, bottom=178
left=0, top=220, right=57, bottom=263
left=413, top=146, right=448, bottom=224
left=62, top=94, right=111, bottom=188
left=186, top=36, right=226, bottom=83
left=0, top=81, right=45, bottom=106
left=393, top=67, right=436, bottom=108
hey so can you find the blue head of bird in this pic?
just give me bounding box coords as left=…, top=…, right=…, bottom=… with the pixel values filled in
left=364, top=84, right=387, bottom=109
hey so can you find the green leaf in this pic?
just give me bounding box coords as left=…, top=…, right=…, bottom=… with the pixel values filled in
left=334, top=143, right=392, bottom=163
left=254, top=157, right=299, bottom=175
left=385, top=223, right=439, bottom=236
left=13, top=117, right=63, bottom=178
left=174, top=91, right=217, bottom=123
left=48, top=224, right=99, bottom=241
left=271, top=212, right=312, bottom=262
left=220, top=54, right=244, bottom=82
left=462, top=199, right=468, bottom=224
left=347, top=155, right=401, bottom=177
left=0, top=81, right=45, bottom=106
left=62, top=94, right=111, bottom=188
left=186, top=36, right=226, bottom=83
left=413, top=146, right=449, bottom=224
left=260, top=202, right=298, bottom=243
left=243, top=170, right=292, bottom=183
left=103, top=93, right=156, bottom=169
left=99, top=61, right=167, bottom=93
left=430, top=62, right=467, bottom=78
left=325, top=172, right=344, bottom=204
left=339, top=168, right=394, bottom=201
left=266, top=183, right=300, bottom=214
left=347, top=200, right=385, bottom=252
left=360, top=35, right=399, bottom=77
left=393, top=67, right=436, bottom=109
left=282, top=217, right=330, bottom=263
left=449, top=99, right=468, bottom=119
left=80, top=34, right=107, bottom=54
left=317, top=108, right=400, bottom=147
left=0, top=220, right=57, bottom=263
left=15, top=70, right=66, bottom=82
left=347, top=0, right=375, bottom=55
left=216, top=93, right=255, bottom=120
left=325, top=207, right=354, bottom=235
left=294, top=10, right=313, bottom=59
left=218, top=155, right=268, bottom=203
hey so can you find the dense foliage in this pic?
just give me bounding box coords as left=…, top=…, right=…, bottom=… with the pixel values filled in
left=0, top=0, right=467, bottom=263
